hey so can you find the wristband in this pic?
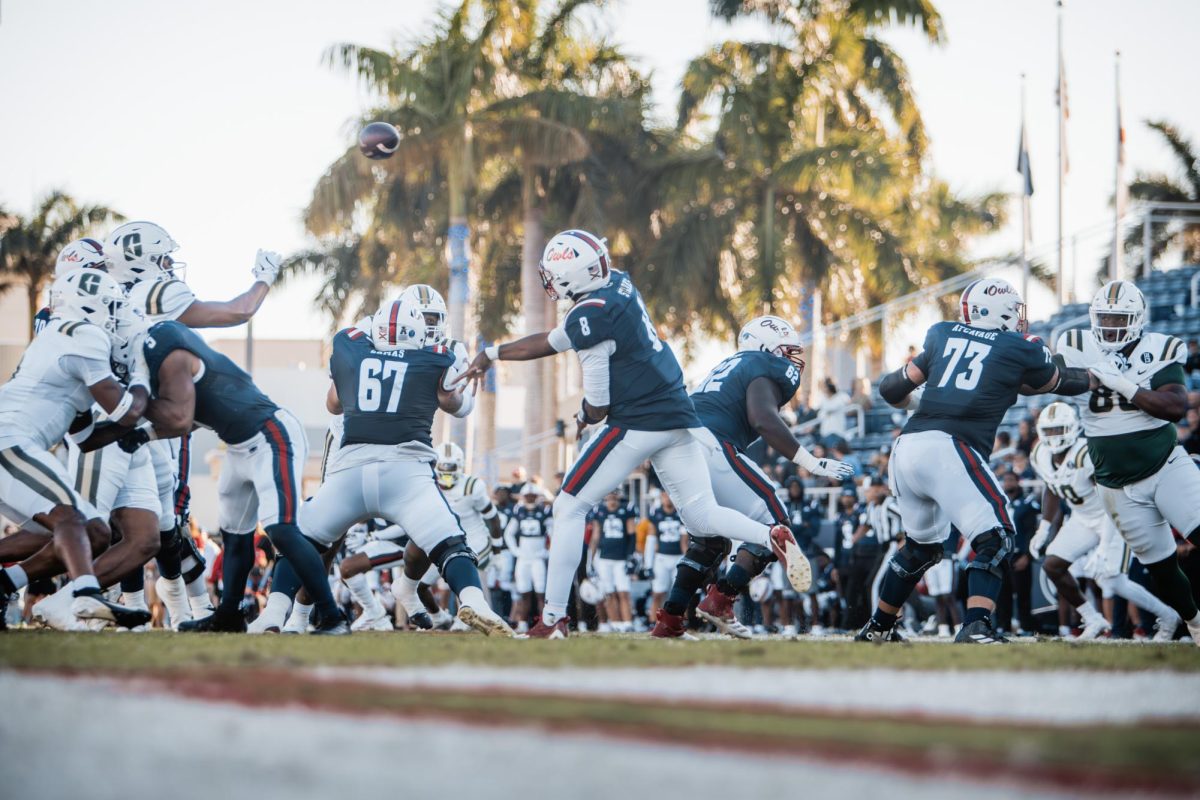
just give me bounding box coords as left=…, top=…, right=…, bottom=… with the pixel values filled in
left=791, top=446, right=819, bottom=472
left=484, top=345, right=500, bottom=361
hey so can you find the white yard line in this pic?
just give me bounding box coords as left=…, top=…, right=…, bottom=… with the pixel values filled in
left=313, top=664, right=1200, bottom=725
left=0, top=672, right=1080, bottom=800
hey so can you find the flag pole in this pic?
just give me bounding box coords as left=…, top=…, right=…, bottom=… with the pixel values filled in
left=1020, top=74, right=1030, bottom=303
left=1056, top=0, right=1066, bottom=307
left=1111, top=50, right=1124, bottom=282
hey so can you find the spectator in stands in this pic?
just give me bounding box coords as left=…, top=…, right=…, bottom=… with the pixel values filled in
left=1010, top=450, right=1036, bottom=480
left=841, top=487, right=884, bottom=630
left=996, top=471, right=1037, bottom=635
left=1180, top=407, right=1200, bottom=455
left=781, top=477, right=817, bottom=555
left=830, top=442, right=862, bottom=479
left=1184, top=339, right=1200, bottom=390
left=990, top=431, right=1017, bottom=469
left=869, top=444, right=891, bottom=482
left=1016, top=418, right=1036, bottom=456
left=816, top=378, right=851, bottom=441
left=830, top=486, right=861, bottom=629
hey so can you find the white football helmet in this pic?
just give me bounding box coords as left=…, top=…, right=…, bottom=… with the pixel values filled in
left=1036, top=401, right=1080, bottom=455
left=435, top=441, right=465, bottom=489
left=1090, top=280, right=1146, bottom=352
left=109, top=302, right=149, bottom=378
left=518, top=482, right=541, bottom=508
left=959, top=277, right=1025, bottom=333
left=104, top=221, right=183, bottom=285
left=738, top=315, right=806, bottom=370
left=54, top=238, right=106, bottom=278
left=539, top=229, right=611, bottom=301
left=401, top=284, right=448, bottom=346
left=370, top=295, right=424, bottom=351
left=50, top=268, right=126, bottom=336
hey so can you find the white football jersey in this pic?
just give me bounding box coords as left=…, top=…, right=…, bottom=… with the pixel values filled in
left=1029, top=438, right=1107, bottom=526
left=0, top=319, right=113, bottom=451
left=441, top=474, right=496, bottom=541
left=126, top=277, right=196, bottom=324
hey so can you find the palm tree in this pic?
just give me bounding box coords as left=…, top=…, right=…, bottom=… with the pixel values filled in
left=1123, top=120, right=1200, bottom=267
left=0, top=191, right=122, bottom=336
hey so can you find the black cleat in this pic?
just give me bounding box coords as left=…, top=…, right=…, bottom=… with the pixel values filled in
left=178, top=607, right=247, bottom=633
left=409, top=611, right=433, bottom=630
left=855, top=619, right=906, bottom=643
left=954, top=618, right=1007, bottom=644
left=71, top=589, right=152, bottom=629
left=312, top=610, right=351, bottom=636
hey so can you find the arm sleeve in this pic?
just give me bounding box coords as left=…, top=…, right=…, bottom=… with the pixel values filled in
left=547, top=325, right=573, bottom=353
left=442, top=342, right=471, bottom=390
left=578, top=340, right=617, bottom=407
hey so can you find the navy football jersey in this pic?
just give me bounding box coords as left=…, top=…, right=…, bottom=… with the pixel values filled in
left=691, top=350, right=801, bottom=451
left=143, top=321, right=279, bottom=444
left=33, top=306, right=52, bottom=336
left=649, top=506, right=685, bottom=556
left=903, top=321, right=1056, bottom=457
left=510, top=504, right=551, bottom=540
left=329, top=328, right=456, bottom=448
left=563, top=270, right=699, bottom=430
left=593, top=504, right=635, bottom=560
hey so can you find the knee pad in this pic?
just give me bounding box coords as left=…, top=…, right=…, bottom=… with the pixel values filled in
left=736, top=542, right=775, bottom=575
left=428, top=535, right=477, bottom=574
left=888, top=540, right=944, bottom=581
left=680, top=536, right=731, bottom=577
left=966, top=527, right=1012, bottom=580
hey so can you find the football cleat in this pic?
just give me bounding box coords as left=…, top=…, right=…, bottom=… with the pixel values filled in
left=312, top=610, right=352, bottom=636
left=247, top=614, right=282, bottom=634
left=178, top=608, right=248, bottom=633
left=429, top=609, right=454, bottom=631
left=155, top=576, right=192, bottom=630
left=351, top=610, right=394, bottom=632
left=954, top=618, right=1007, bottom=644
left=855, top=618, right=906, bottom=643
left=650, top=609, right=696, bottom=640
left=768, top=525, right=812, bottom=592
left=1186, top=616, right=1200, bottom=648
left=409, top=611, right=434, bottom=630
left=33, top=589, right=88, bottom=631
left=71, top=589, right=152, bottom=629
left=1152, top=611, right=1181, bottom=643
left=695, top=585, right=752, bottom=639
left=1077, top=617, right=1112, bottom=640
left=526, top=616, right=570, bottom=639
left=457, top=605, right=516, bottom=638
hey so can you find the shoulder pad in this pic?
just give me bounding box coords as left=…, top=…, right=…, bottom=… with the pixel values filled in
left=337, top=327, right=368, bottom=341
left=1072, top=442, right=1089, bottom=469
left=1022, top=333, right=1043, bottom=345
left=567, top=298, right=607, bottom=320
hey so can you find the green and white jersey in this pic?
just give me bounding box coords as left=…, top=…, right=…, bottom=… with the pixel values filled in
left=1029, top=438, right=1107, bottom=526
left=440, top=473, right=498, bottom=562
left=1055, top=329, right=1187, bottom=488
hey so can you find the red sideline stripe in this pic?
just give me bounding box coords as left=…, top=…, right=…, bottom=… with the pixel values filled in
left=723, top=442, right=787, bottom=524
left=955, top=440, right=1012, bottom=530
left=564, top=427, right=622, bottom=495
left=263, top=420, right=295, bottom=523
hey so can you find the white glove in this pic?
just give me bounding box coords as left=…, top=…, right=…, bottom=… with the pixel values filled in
left=252, top=249, right=282, bottom=286
left=1030, top=518, right=1053, bottom=557
left=1089, top=363, right=1138, bottom=400
left=793, top=447, right=855, bottom=480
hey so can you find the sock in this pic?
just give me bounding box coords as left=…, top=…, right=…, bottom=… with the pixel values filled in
left=255, top=592, right=291, bottom=630
left=286, top=601, right=313, bottom=630
left=344, top=573, right=384, bottom=617
left=265, top=525, right=337, bottom=618
left=1105, top=573, right=1178, bottom=623
left=120, top=567, right=145, bottom=594
left=1059, top=624, right=1071, bottom=636
left=966, top=568, right=1003, bottom=606
left=663, top=562, right=706, bottom=616
left=441, top=554, right=483, bottom=597
left=122, top=589, right=146, bottom=610
left=1075, top=600, right=1105, bottom=625
left=877, top=562, right=921, bottom=609
left=217, top=531, right=255, bottom=614
left=72, top=575, right=100, bottom=595
left=1, top=565, right=28, bottom=593
left=870, top=608, right=898, bottom=629
left=393, top=574, right=426, bottom=615
left=185, top=574, right=212, bottom=613
left=156, top=530, right=183, bottom=579
left=964, top=607, right=990, bottom=625
left=542, top=604, right=566, bottom=625
left=1143, top=555, right=1200, bottom=620
left=717, top=563, right=753, bottom=596
left=157, top=575, right=190, bottom=626
left=458, top=585, right=488, bottom=612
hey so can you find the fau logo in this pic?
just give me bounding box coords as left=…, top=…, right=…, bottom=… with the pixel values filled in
left=544, top=247, right=579, bottom=262
left=983, top=283, right=1015, bottom=296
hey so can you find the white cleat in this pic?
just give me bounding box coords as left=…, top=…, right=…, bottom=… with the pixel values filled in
left=33, top=588, right=87, bottom=631
left=156, top=576, right=192, bottom=630
left=1077, top=618, right=1112, bottom=640
left=769, top=525, right=812, bottom=592
left=1186, top=616, right=1200, bottom=648
left=351, top=610, right=394, bottom=632
left=282, top=612, right=311, bottom=635
left=246, top=615, right=282, bottom=634
left=1152, top=611, right=1181, bottom=643
left=457, top=605, right=516, bottom=638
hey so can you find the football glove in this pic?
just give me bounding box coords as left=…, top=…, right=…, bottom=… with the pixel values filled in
left=792, top=446, right=855, bottom=480
left=117, top=426, right=151, bottom=455
left=1088, top=363, right=1139, bottom=400
left=252, top=249, right=282, bottom=286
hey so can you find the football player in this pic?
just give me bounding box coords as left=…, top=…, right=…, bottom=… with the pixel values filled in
left=654, top=315, right=854, bottom=639
left=459, top=230, right=803, bottom=638
left=860, top=277, right=1094, bottom=644
left=0, top=269, right=151, bottom=629
left=645, top=492, right=687, bottom=619
left=588, top=490, right=636, bottom=632
left=504, top=483, right=551, bottom=633
left=96, top=316, right=349, bottom=634
left=1029, top=401, right=1180, bottom=640
left=1056, top=280, right=1200, bottom=643
left=32, top=238, right=108, bottom=334
left=434, top=441, right=503, bottom=577
left=289, top=295, right=511, bottom=637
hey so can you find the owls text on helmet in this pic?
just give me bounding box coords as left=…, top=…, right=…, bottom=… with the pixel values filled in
left=400, top=284, right=448, bottom=346
left=1036, top=401, right=1080, bottom=455
left=435, top=441, right=465, bottom=489
left=959, top=278, right=1025, bottom=333
left=539, top=229, right=611, bottom=301
left=370, top=295, right=425, bottom=351
left=1090, top=280, right=1146, bottom=352
left=55, top=238, right=106, bottom=278
left=104, top=221, right=182, bottom=285
left=738, top=315, right=806, bottom=370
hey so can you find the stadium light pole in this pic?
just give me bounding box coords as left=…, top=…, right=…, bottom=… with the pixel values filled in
left=1056, top=0, right=1068, bottom=307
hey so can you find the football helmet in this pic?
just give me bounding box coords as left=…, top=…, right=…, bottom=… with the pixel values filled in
left=578, top=577, right=605, bottom=606
left=1036, top=401, right=1080, bottom=455
left=401, top=284, right=448, bottom=346
left=517, top=482, right=541, bottom=509
left=435, top=441, right=465, bottom=489
left=959, top=277, right=1025, bottom=333
left=370, top=295, right=424, bottom=351
left=539, top=229, right=611, bottom=301
left=104, top=221, right=183, bottom=285
left=50, top=268, right=126, bottom=335
left=1090, top=280, right=1146, bottom=352
left=738, top=315, right=806, bottom=370
left=109, top=302, right=149, bottom=378
left=54, top=238, right=106, bottom=278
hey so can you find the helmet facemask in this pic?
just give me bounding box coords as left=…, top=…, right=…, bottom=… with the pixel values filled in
left=436, top=460, right=461, bottom=489
left=1090, top=310, right=1141, bottom=352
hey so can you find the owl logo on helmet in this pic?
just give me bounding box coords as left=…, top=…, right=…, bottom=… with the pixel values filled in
left=54, top=238, right=106, bottom=279
left=738, top=315, right=806, bottom=370
left=435, top=441, right=465, bottom=489
left=370, top=295, right=424, bottom=351
left=401, top=284, right=448, bottom=346
left=959, top=277, right=1026, bottom=333
left=1089, top=280, right=1146, bottom=352
left=104, top=221, right=184, bottom=285
left=1036, top=401, right=1080, bottom=455
left=539, top=229, right=611, bottom=301
left=49, top=267, right=127, bottom=339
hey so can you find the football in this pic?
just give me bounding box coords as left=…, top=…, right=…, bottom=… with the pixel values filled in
left=358, top=121, right=400, bottom=160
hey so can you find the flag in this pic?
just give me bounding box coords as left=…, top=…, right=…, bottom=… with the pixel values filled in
left=1017, top=119, right=1034, bottom=197
left=1057, top=46, right=1070, bottom=176
left=1114, top=71, right=1127, bottom=219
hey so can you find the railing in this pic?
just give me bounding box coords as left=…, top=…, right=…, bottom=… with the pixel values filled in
left=1049, top=314, right=1090, bottom=349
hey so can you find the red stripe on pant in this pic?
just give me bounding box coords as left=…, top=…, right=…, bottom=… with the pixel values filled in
left=723, top=442, right=786, bottom=524
left=955, top=440, right=1012, bottom=531
left=174, top=435, right=191, bottom=515
left=263, top=420, right=295, bottom=523
left=564, top=427, right=622, bottom=496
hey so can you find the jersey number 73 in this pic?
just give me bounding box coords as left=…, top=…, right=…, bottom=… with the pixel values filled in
left=936, top=337, right=992, bottom=391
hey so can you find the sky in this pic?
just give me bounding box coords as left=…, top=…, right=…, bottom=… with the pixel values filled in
left=2, top=0, right=1198, bottom=346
